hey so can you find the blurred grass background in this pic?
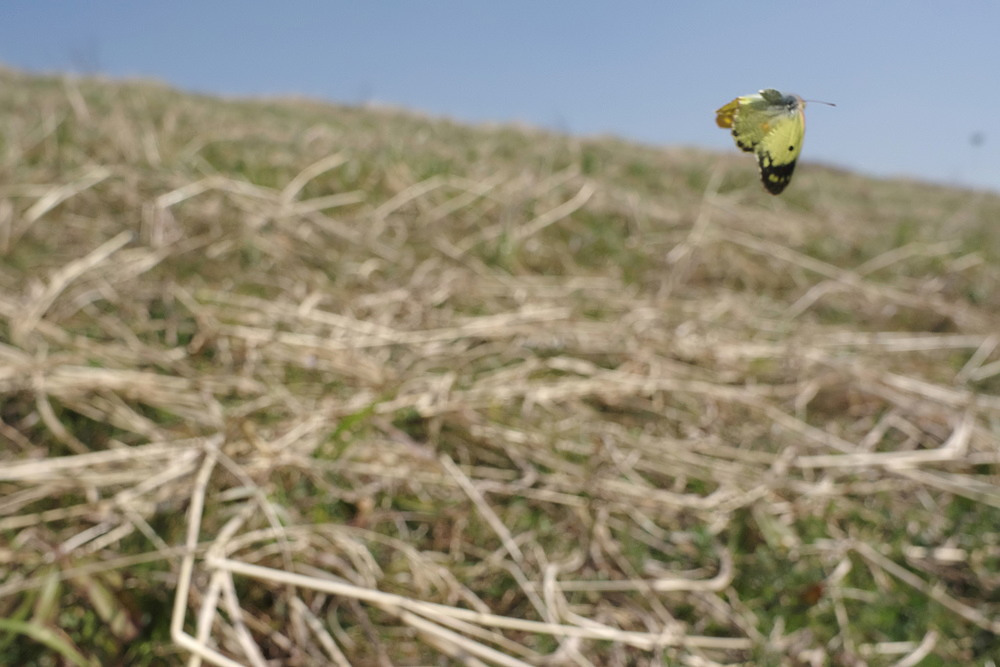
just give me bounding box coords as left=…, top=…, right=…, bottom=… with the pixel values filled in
left=2, top=66, right=1000, bottom=665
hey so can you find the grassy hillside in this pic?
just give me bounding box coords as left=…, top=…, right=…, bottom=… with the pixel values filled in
left=2, top=66, right=1000, bottom=665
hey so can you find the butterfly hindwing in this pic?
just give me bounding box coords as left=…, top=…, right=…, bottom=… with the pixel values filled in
left=715, top=89, right=806, bottom=195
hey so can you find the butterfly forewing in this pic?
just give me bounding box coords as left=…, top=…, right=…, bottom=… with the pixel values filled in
left=755, top=104, right=804, bottom=194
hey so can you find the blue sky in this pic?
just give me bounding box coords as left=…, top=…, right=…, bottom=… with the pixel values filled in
left=2, top=2, right=998, bottom=192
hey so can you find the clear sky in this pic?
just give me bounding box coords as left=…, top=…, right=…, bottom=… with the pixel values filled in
left=2, top=2, right=998, bottom=192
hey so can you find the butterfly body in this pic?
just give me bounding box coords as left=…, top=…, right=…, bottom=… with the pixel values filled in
left=716, top=89, right=805, bottom=194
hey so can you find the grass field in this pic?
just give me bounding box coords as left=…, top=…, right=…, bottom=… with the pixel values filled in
left=2, top=66, right=1000, bottom=665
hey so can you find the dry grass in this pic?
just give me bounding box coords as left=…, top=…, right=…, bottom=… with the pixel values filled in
left=2, top=66, right=1000, bottom=665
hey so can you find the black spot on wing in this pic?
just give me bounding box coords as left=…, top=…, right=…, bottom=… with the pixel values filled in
left=757, top=150, right=797, bottom=195
left=732, top=129, right=755, bottom=152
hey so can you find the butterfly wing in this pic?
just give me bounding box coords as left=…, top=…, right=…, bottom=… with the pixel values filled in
left=755, top=102, right=805, bottom=194
left=715, top=89, right=806, bottom=194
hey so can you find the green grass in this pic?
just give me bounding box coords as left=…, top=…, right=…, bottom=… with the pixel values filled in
left=1, top=65, right=1000, bottom=664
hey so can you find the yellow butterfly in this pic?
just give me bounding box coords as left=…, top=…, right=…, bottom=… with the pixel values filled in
left=715, top=89, right=808, bottom=195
